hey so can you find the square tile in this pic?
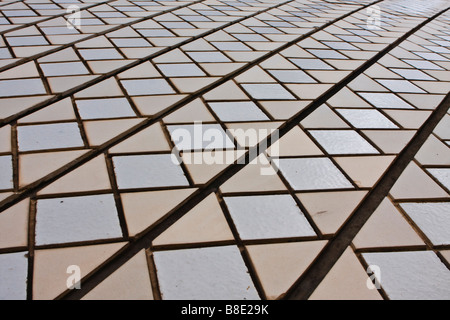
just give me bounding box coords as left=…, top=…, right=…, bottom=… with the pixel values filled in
left=35, top=194, right=122, bottom=245
left=403, top=59, right=443, bottom=70
left=0, top=252, right=28, bottom=300
left=242, top=83, right=295, bottom=100
left=153, top=245, right=260, bottom=300
left=76, top=98, right=135, bottom=119
left=40, top=62, right=89, bottom=77
left=362, top=251, right=450, bottom=300
left=121, top=79, right=175, bottom=96
left=358, top=92, right=414, bottom=109
left=17, top=123, right=84, bottom=152
left=224, top=194, right=316, bottom=240
left=289, top=58, right=334, bottom=70
left=390, top=68, right=435, bottom=80
left=112, top=154, right=189, bottom=189
left=0, top=79, right=46, bottom=97
left=157, top=63, right=206, bottom=77
left=277, top=157, right=353, bottom=191
left=400, top=202, right=450, bottom=245
left=208, top=101, right=269, bottom=122
left=309, top=130, right=379, bottom=154
left=0, top=155, right=13, bottom=190
left=268, top=70, right=317, bottom=83
left=336, top=109, right=398, bottom=129
left=167, top=124, right=235, bottom=151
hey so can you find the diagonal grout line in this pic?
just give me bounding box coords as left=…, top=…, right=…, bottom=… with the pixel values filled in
left=0, top=0, right=298, bottom=127
left=0, top=0, right=117, bottom=36
left=0, top=0, right=379, bottom=215
left=283, top=91, right=450, bottom=300
left=0, top=0, right=205, bottom=74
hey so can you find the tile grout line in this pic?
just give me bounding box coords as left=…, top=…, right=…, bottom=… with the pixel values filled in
left=56, top=0, right=397, bottom=300
left=0, top=0, right=297, bottom=126
left=283, top=91, right=450, bottom=300
left=0, top=0, right=376, bottom=215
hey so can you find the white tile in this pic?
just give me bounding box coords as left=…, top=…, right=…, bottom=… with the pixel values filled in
left=309, top=130, right=379, bottom=154
left=167, top=124, right=235, bottom=151
left=17, top=123, right=84, bottom=151
left=153, top=245, right=260, bottom=300
left=376, top=79, right=426, bottom=93
left=0, top=155, right=13, bottom=190
left=224, top=195, right=316, bottom=240
left=277, top=157, right=353, bottom=191
left=208, top=101, right=269, bottom=122
left=426, top=168, right=450, bottom=190
left=362, top=251, right=450, bottom=300
left=400, top=202, right=450, bottom=245
left=35, top=194, right=122, bottom=245
left=0, top=79, right=46, bottom=97
left=358, top=92, right=414, bottom=109
left=76, top=98, right=135, bottom=119
left=112, top=154, right=189, bottom=189
left=390, top=68, right=435, bottom=80
left=336, top=109, right=398, bottom=129
left=0, top=251, right=28, bottom=300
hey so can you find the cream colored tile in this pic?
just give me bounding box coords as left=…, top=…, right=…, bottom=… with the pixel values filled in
left=110, top=123, right=171, bottom=153
left=267, top=126, right=323, bottom=157
left=247, top=241, right=327, bottom=299
left=334, top=155, right=395, bottom=188
left=19, top=150, right=87, bottom=187
left=39, top=155, right=111, bottom=195
left=309, top=248, right=382, bottom=300
left=33, top=242, right=126, bottom=300
left=163, top=99, right=215, bottom=123
left=354, top=198, right=425, bottom=249
left=82, top=250, right=153, bottom=300
left=390, top=162, right=448, bottom=199
left=83, top=118, right=142, bottom=146
left=362, top=130, right=415, bottom=154
left=0, top=199, right=29, bottom=249
left=132, top=94, right=186, bottom=116
left=297, top=191, right=367, bottom=235
left=121, top=188, right=196, bottom=236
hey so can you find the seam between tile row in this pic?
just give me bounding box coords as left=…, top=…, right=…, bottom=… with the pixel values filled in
left=0, top=0, right=117, bottom=36
left=50, top=0, right=389, bottom=300
left=0, top=0, right=297, bottom=127
left=284, top=91, right=450, bottom=300
left=0, top=0, right=205, bottom=75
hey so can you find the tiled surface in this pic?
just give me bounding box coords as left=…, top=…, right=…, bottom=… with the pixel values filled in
left=0, top=0, right=449, bottom=300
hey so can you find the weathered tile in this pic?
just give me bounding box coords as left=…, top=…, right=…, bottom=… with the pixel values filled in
left=0, top=252, right=28, bottom=300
